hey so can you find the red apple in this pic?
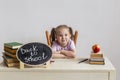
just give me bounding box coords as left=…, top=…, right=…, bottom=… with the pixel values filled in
left=92, top=44, right=100, bottom=53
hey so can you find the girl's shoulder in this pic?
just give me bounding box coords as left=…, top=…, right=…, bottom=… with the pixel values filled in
left=68, top=39, right=74, bottom=44
left=52, top=41, right=59, bottom=46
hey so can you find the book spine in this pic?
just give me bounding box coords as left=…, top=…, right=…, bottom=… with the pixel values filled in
left=4, top=52, right=17, bottom=58
left=90, top=53, right=103, bottom=58
left=89, top=61, right=105, bottom=65
left=89, top=58, right=104, bottom=62
left=4, top=61, right=19, bottom=67
left=3, top=56, right=18, bottom=63
left=4, top=46, right=17, bottom=54
left=4, top=42, right=22, bottom=49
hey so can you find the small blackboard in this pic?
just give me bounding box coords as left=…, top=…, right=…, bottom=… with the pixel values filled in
left=16, top=42, right=52, bottom=66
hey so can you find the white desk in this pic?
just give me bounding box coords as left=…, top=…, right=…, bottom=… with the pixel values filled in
left=0, top=57, right=116, bottom=80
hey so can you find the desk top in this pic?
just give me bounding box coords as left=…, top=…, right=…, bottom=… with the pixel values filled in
left=0, top=57, right=115, bottom=72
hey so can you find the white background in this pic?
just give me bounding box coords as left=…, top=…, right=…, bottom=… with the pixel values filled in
left=0, top=0, right=120, bottom=80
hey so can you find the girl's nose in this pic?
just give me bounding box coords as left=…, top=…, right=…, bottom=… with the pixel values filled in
left=62, top=35, right=65, bottom=39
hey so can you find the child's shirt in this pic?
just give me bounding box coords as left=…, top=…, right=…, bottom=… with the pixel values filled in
left=52, top=39, right=75, bottom=52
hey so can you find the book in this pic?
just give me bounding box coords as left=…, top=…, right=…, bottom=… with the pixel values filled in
left=89, top=58, right=104, bottom=62
left=3, top=54, right=18, bottom=63
left=4, top=46, right=17, bottom=54
left=90, top=53, right=103, bottom=58
left=3, top=52, right=17, bottom=58
left=4, top=60, right=19, bottom=67
left=4, top=42, right=23, bottom=49
left=89, top=61, right=105, bottom=65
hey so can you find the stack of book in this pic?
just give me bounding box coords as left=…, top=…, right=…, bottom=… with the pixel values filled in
left=3, top=42, right=23, bottom=67
left=89, top=53, right=105, bottom=65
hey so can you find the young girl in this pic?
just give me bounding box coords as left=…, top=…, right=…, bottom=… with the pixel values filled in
left=51, top=25, right=76, bottom=58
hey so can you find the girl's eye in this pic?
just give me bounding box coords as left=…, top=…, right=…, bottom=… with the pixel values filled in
left=65, top=34, right=68, bottom=36
left=59, top=34, right=62, bottom=37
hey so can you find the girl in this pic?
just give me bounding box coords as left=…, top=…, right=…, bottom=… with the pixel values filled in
left=51, top=25, right=76, bottom=58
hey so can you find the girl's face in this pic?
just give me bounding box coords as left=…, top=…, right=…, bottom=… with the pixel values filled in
left=56, top=28, right=71, bottom=47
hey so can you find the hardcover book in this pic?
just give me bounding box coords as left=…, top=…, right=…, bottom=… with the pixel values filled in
left=4, top=60, right=19, bottom=67
left=3, top=54, right=18, bottom=63
left=89, top=58, right=104, bottom=62
left=3, top=52, right=17, bottom=58
left=90, top=53, right=103, bottom=58
left=89, top=61, right=105, bottom=65
left=4, top=42, right=23, bottom=49
left=4, top=46, right=17, bottom=54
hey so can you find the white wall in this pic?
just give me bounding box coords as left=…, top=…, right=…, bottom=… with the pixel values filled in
left=0, top=0, right=120, bottom=80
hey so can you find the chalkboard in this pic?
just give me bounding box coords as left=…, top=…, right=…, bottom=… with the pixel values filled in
left=16, top=42, right=52, bottom=66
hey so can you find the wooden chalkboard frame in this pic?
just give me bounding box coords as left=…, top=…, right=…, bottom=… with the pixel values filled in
left=16, top=42, right=52, bottom=68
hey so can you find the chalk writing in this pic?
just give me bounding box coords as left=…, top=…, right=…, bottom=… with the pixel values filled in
left=20, top=45, right=38, bottom=55
left=24, top=52, right=48, bottom=63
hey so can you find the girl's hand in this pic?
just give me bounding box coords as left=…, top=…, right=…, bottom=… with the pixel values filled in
left=60, top=50, right=76, bottom=58
left=60, top=50, right=64, bottom=54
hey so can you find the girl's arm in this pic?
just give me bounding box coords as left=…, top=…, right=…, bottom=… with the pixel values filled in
left=59, top=40, right=76, bottom=58
left=52, top=51, right=67, bottom=59
left=60, top=49, right=76, bottom=58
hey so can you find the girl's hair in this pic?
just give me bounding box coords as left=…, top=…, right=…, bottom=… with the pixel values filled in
left=51, top=25, right=73, bottom=44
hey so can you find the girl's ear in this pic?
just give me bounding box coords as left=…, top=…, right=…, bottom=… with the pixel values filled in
left=69, top=33, right=72, bottom=38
